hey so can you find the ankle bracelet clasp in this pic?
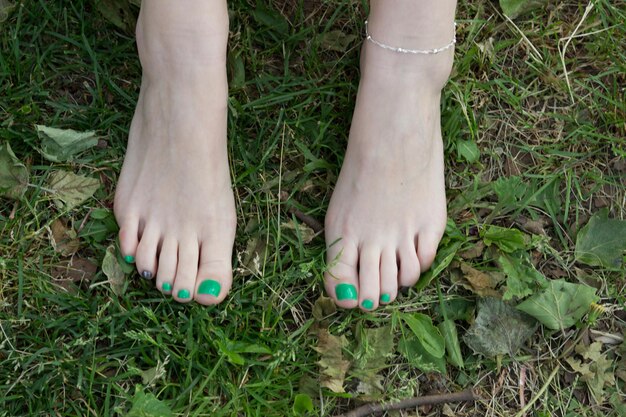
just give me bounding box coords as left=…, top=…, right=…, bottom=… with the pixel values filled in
left=364, top=20, right=457, bottom=55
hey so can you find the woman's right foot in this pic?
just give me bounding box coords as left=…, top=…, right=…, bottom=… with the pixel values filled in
left=113, top=0, right=236, bottom=305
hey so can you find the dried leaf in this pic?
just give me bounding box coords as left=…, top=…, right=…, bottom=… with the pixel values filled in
left=459, top=262, right=502, bottom=297
left=575, top=209, right=626, bottom=270
left=314, top=328, right=350, bottom=393
left=0, top=141, right=29, bottom=199
left=0, top=0, right=15, bottom=24
left=48, top=170, right=100, bottom=210
left=95, top=0, right=137, bottom=33
left=282, top=219, right=316, bottom=244
left=102, top=244, right=126, bottom=296
left=566, top=342, right=615, bottom=404
left=49, top=218, right=80, bottom=256
left=35, top=125, right=98, bottom=162
left=516, top=280, right=599, bottom=330
left=312, top=295, right=336, bottom=322
left=51, top=257, right=98, bottom=292
left=463, top=298, right=538, bottom=357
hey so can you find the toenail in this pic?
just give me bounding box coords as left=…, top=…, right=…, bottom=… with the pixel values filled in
left=177, top=289, right=191, bottom=299
left=141, top=270, right=152, bottom=279
left=380, top=293, right=391, bottom=303
left=124, top=255, right=135, bottom=263
left=162, top=282, right=172, bottom=292
left=198, top=279, right=221, bottom=297
left=361, top=299, right=374, bottom=310
left=336, top=283, right=357, bottom=301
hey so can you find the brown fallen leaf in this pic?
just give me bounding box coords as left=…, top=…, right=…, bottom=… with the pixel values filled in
left=51, top=257, right=98, bottom=292
left=49, top=218, right=80, bottom=256
left=314, top=328, right=350, bottom=393
left=459, top=262, right=502, bottom=297
left=459, top=241, right=485, bottom=260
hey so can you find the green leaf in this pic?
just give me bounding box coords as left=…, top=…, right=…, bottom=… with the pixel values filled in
left=493, top=176, right=529, bottom=208
left=215, top=336, right=272, bottom=365
left=103, top=244, right=126, bottom=296
left=438, top=319, right=464, bottom=369
left=398, top=333, right=446, bottom=374
left=516, top=279, right=599, bottom=330
left=401, top=313, right=445, bottom=358
left=0, top=142, right=29, bottom=199
left=463, top=298, right=537, bottom=358
left=415, top=239, right=462, bottom=291
left=48, top=170, right=100, bottom=210
left=293, top=393, right=314, bottom=415
left=499, top=0, right=546, bottom=19
left=498, top=252, right=547, bottom=300
left=456, top=139, right=480, bottom=163
left=575, top=209, right=626, bottom=270
left=95, top=0, right=137, bottom=33
left=36, top=125, right=98, bottom=162
left=251, top=5, right=289, bottom=35
left=481, top=225, right=527, bottom=253
left=351, top=324, right=395, bottom=398
left=126, top=388, right=173, bottom=417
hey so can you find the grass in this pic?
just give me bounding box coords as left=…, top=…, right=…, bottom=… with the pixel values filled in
left=1, top=0, right=625, bottom=416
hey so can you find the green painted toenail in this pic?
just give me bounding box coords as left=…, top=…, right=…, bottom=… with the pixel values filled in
left=380, top=293, right=391, bottom=303
left=162, top=282, right=172, bottom=292
left=198, top=280, right=221, bottom=297
left=362, top=299, right=374, bottom=310
left=336, top=283, right=357, bottom=301
left=177, top=289, right=191, bottom=299
left=124, top=255, right=135, bottom=263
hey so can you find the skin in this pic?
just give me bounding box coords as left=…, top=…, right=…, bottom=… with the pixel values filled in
left=114, top=0, right=456, bottom=308
left=323, top=0, right=457, bottom=310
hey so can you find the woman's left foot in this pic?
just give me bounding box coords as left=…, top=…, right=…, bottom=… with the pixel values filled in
left=324, top=34, right=454, bottom=311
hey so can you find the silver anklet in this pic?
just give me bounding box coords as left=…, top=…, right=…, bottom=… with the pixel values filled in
left=364, top=20, right=457, bottom=55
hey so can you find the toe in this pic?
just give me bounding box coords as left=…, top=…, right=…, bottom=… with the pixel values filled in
left=135, top=225, right=160, bottom=280
left=398, top=243, right=421, bottom=288
left=118, top=217, right=139, bottom=264
left=357, top=246, right=381, bottom=311
left=194, top=238, right=233, bottom=306
left=172, top=237, right=199, bottom=303
left=325, top=239, right=359, bottom=309
left=379, top=248, right=398, bottom=304
left=416, top=231, right=442, bottom=273
left=156, top=237, right=178, bottom=294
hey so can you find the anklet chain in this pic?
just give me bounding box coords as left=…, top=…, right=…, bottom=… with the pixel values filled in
left=364, top=20, right=457, bottom=55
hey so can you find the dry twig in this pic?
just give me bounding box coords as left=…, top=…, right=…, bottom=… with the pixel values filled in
left=335, top=389, right=477, bottom=417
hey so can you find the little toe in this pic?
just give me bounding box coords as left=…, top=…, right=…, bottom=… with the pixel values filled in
left=417, top=231, right=442, bottom=273
left=379, top=248, right=398, bottom=304
left=135, top=225, right=160, bottom=280
left=172, top=238, right=199, bottom=303
left=397, top=244, right=421, bottom=288
left=118, top=217, right=139, bottom=264
left=357, top=246, right=381, bottom=311
left=325, top=240, right=359, bottom=309
left=156, top=237, right=178, bottom=294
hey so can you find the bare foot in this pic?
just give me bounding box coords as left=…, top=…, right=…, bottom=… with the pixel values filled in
left=114, top=0, right=236, bottom=304
left=324, top=4, right=455, bottom=310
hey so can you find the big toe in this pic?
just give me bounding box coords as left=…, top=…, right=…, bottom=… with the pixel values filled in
left=324, top=240, right=359, bottom=309
left=194, top=239, right=233, bottom=305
